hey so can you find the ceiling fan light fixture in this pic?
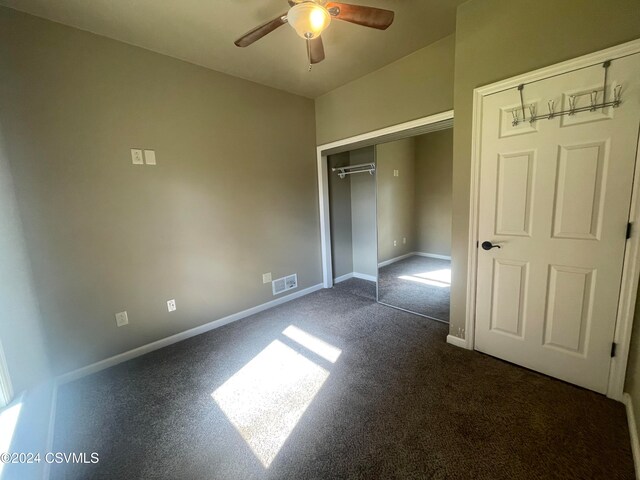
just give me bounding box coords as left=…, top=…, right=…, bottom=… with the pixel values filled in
left=287, top=2, right=331, bottom=39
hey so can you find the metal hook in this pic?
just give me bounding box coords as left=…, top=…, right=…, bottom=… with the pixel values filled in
left=528, top=104, right=536, bottom=124
left=568, top=95, right=578, bottom=115
left=614, top=85, right=622, bottom=105
left=547, top=100, right=555, bottom=119
left=511, top=109, right=519, bottom=126
left=590, top=91, right=598, bottom=111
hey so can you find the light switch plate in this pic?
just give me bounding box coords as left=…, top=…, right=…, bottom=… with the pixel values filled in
left=131, top=149, right=144, bottom=165
left=263, top=272, right=272, bottom=284
left=167, top=299, right=176, bottom=312
left=115, top=311, right=129, bottom=327
left=403, top=237, right=406, bottom=244
left=144, top=149, right=156, bottom=165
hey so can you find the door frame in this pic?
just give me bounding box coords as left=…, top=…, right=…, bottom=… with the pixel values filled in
left=0, top=339, right=13, bottom=408
left=463, top=38, right=640, bottom=400
left=316, top=110, right=454, bottom=288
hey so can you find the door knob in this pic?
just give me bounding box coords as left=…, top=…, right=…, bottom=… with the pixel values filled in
left=481, top=241, right=501, bottom=251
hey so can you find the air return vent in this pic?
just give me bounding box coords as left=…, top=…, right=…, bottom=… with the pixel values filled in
left=272, top=274, right=298, bottom=296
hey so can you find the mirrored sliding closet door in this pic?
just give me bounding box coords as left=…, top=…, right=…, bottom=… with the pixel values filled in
left=376, top=130, right=452, bottom=322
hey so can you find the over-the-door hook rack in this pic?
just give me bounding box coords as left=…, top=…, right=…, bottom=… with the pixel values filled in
left=511, top=60, right=623, bottom=126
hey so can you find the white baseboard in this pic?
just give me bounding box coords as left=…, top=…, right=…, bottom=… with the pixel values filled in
left=378, top=252, right=414, bottom=268
left=56, top=283, right=323, bottom=385
left=413, top=252, right=452, bottom=261
left=353, top=272, right=377, bottom=282
left=334, top=272, right=377, bottom=283
left=378, top=251, right=452, bottom=268
left=623, top=393, right=640, bottom=479
left=333, top=272, right=354, bottom=284
left=446, top=334, right=469, bottom=349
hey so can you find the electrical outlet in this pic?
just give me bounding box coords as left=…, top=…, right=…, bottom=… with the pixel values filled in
left=167, top=299, right=176, bottom=312
left=403, top=237, right=406, bottom=244
left=131, top=149, right=144, bottom=165
left=115, top=311, right=128, bottom=327
left=144, top=149, right=156, bottom=165
left=393, top=169, right=399, bottom=177
left=393, top=240, right=397, bottom=247
left=262, top=272, right=272, bottom=284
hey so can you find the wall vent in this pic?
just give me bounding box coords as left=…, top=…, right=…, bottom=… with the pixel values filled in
left=285, top=274, right=298, bottom=290
left=272, top=274, right=298, bottom=296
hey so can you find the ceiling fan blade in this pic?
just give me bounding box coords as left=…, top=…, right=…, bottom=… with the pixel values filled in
left=234, top=13, right=288, bottom=47
left=308, top=36, right=325, bottom=64
left=326, top=2, right=394, bottom=30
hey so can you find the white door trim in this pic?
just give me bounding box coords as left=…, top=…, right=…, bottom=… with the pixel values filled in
left=316, top=110, right=455, bottom=288
left=0, top=339, right=13, bottom=408
left=464, top=38, right=640, bottom=400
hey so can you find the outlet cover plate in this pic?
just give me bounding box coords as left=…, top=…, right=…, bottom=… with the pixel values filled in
left=131, top=149, right=144, bottom=165
left=263, top=272, right=272, bottom=284
left=167, top=299, right=176, bottom=312
left=115, top=311, right=129, bottom=327
left=144, top=149, right=156, bottom=165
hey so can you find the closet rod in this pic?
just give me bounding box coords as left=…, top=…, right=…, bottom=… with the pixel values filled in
left=332, top=162, right=375, bottom=179
left=331, top=162, right=375, bottom=172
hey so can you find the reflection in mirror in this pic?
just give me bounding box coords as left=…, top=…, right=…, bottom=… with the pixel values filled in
left=376, top=129, right=452, bottom=322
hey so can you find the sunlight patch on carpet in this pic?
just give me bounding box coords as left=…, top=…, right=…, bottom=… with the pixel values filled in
left=282, top=325, right=341, bottom=363
left=212, top=327, right=341, bottom=468
left=399, top=268, right=451, bottom=288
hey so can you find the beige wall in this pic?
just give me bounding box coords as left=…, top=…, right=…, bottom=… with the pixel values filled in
left=350, top=147, right=378, bottom=277
left=415, top=129, right=453, bottom=257
left=0, top=8, right=320, bottom=375
left=376, top=138, right=416, bottom=263
left=328, top=152, right=353, bottom=279
left=0, top=132, right=50, bottom=394
left=314, top=35, right=455, bottom=146
left=0, top=120, right=53, bottom=480
left=450, top=0, right=640, bottom=342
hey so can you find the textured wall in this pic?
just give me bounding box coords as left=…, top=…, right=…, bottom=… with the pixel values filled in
left=0, top=8, right=320, bottom=375
left=0, top=132, right=49, bottom=394
left=415, top=129, right=453, bottom=257
left=314, top=35, right=455, bottom=145
left=328, top=152, right=353, bottom=279
left=350, top=147, right=378, bottom=277
left=376, top=138, right=416, bottom=264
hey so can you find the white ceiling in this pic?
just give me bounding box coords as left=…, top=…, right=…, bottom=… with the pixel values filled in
left=1, top=0, right=464, bottom=98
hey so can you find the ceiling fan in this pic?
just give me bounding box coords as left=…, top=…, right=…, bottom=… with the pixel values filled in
left=234, top=0, right=394, bottom=67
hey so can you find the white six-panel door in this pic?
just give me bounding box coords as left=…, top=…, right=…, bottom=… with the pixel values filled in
left=475, top=53, right=640, bottom=393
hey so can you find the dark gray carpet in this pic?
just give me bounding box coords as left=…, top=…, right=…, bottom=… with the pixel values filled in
left=52, top=279, right=633, bottom=479
left=378, top=255, right=450, bottom=321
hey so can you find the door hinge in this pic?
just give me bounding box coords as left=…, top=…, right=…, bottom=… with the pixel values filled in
left=627, top=222, right=633, bottom=240
left=611, top=342, right=617, bottom=357
left=476, top=240, right=479, bottom=248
